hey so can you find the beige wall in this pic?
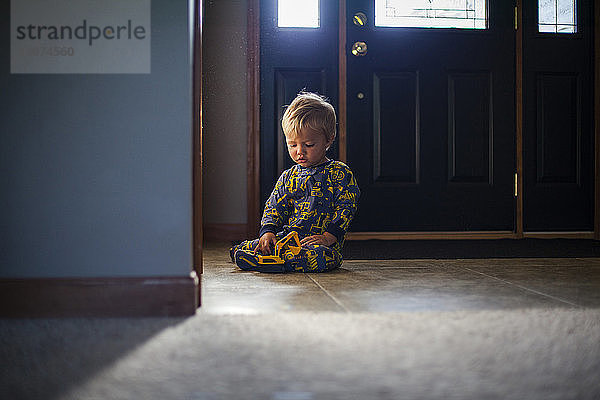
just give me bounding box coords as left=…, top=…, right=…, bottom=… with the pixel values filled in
left=203, top=0, right=248, bottom=224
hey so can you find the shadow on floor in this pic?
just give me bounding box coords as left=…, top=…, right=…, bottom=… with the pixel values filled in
left=0, top=317, right=187, bottom=399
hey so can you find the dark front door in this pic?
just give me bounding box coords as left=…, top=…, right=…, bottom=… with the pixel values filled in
left=346, top=1, right=516, bottom=232
left=522, top=0, right=595, bottom=232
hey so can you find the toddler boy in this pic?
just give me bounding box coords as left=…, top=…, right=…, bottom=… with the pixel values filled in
left=230, top=92, right=360, bottom=272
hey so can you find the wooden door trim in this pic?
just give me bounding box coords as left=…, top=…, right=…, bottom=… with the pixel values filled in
left=247, top=0, right=261, bottom=238
left=516, top=0, right=524, bottom=238
left=338, top=0, right=347, bottom=162
left=595, top=0, right=600, bottom=240
left=193, top=0, right=203, bottom=278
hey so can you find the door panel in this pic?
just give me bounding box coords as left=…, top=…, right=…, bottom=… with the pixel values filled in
left=373, top=72, right=419, bottom=184
left=536, top=73, right=580, bottom=184
left=522, top=0, right=594, bottom=231
left=347, top=0, right=516, bottom=232
left=448, top=72, right=493, bottom=184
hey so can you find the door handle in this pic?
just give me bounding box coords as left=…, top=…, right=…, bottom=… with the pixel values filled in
left=351, top=41, right=368, bottom=56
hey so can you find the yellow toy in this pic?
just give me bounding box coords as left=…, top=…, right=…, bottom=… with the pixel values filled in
left=255, top=231, right=302, bottom=264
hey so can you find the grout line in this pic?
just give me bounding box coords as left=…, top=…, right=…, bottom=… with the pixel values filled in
left=305, top=274, right=350, bottom=313
left=461, top=267, right=581, bottom=308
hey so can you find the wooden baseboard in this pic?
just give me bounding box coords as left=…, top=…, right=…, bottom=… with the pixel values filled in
left=0, top=272, right=199, bottom=318
left=346, top=231, right=598, bottom=240
left=203, top=223, right=248, bottom=242
left=523, top=232, right=595, bottom=239
left=346, top=231, right=516, bottom=240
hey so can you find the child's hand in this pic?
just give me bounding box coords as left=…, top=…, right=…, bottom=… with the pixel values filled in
left=300, top=232, right=337, bottom=247
left=254, top=232, right=277, bottom=255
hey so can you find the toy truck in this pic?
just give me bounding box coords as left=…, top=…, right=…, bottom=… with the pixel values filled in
left=256, top=230, right=302, bottom=264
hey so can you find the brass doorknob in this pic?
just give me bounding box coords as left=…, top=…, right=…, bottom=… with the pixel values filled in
left=351, top=41, right=368, bottom=56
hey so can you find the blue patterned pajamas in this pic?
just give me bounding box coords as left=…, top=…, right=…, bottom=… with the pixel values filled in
left=230, top=160, right=360, bottom=273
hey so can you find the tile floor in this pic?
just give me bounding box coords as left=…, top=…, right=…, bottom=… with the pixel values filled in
left=201, top=242, right=600, bottom=313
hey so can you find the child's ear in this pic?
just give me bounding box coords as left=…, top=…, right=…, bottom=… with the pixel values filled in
left=326, top=139, right=334, bottom=151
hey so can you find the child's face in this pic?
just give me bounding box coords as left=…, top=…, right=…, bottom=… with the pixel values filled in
left=285, top=129, right=333, bottom=168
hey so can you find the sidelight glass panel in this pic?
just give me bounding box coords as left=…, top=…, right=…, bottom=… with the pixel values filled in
left=278, top=0, right=320, bottom=28
left=538, top=0, right=577, bottom=33
left=375, top=0, right=487, bottom=29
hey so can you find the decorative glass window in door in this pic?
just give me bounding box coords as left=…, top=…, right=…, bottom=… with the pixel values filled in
left=375, top=0, right=488, bottom=29
left=278, top=0, right=320, bottom=28
left=538, top=0, right=577, bottom=33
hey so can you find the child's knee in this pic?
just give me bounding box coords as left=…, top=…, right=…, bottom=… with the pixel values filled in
left=233, top=249, right=259, bottom=271
left=229, top=239, right=259, bottom=263
left=303, top=245, right=341, bottom=272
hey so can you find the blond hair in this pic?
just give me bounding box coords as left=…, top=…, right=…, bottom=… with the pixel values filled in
left=281, top=92, right=336, bottom=142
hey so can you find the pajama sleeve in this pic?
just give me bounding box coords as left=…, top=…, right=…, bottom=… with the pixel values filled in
left=325, top=164, right=360, bottom=243
left=259, top=169, right=292, bottom=238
